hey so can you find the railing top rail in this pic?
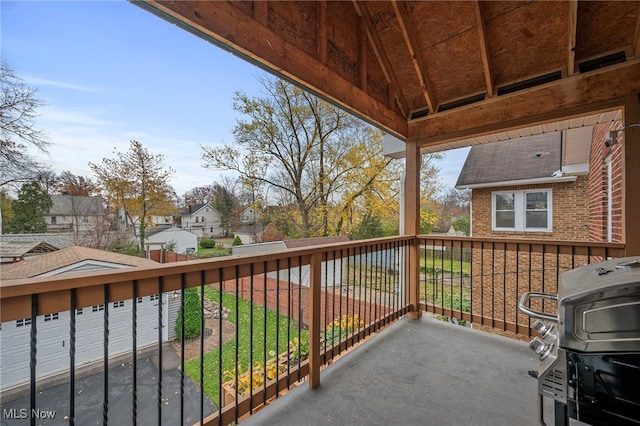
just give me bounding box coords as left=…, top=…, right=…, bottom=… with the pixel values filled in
left=417, top=234, right=626, bottom=250
left=0, top=235, right=413, bottom=300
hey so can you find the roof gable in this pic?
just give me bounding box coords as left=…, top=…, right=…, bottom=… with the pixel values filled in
left=180, top=203, right=220, bottom=217
left=0, top=246, right=157, bottom=280
left=456, top=133, right=562, bottom=188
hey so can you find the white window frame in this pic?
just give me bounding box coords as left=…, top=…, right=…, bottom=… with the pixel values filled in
left=492, top=189, right=552, bottom=232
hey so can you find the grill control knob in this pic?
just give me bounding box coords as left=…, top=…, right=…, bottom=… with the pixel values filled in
left=532, top=320, right=557, bottom=341
left=528, top=337, right=554, bottom=360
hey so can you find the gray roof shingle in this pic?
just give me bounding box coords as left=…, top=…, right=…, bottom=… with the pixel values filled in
left=456, top=132, right=561, bottom=188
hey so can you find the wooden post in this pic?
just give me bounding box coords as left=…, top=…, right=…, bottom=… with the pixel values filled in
left=308, top=252, right=322, bottom=388
left=624, top=94, right=640, bottom=255
left=404, top=139, right=422, bottom=319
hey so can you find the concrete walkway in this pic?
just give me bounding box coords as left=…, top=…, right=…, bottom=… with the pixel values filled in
left=243, top=316, right=543, bottom=426
left=0, top=345, right=214, bottom=425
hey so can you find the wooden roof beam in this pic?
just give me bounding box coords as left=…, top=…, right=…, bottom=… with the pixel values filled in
left=409, top=60, right=640, bottom=147
left=353, top=0, right=410, bottom=117
left=567, top=0, right=578, bottom=76
left=474, top=1, right=494, bottom=97
left=137, top=0, right=408, bottom=137
left=391, top=0, right=436, bottom=113
left=634, top=3, right=640, bottom=59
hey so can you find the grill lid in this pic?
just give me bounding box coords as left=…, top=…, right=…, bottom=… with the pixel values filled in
left=558, top=256, right=640, bottom=352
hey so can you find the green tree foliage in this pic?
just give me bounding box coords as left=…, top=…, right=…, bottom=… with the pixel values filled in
left=0, top=64, right=50, bottom=189
left=90, top=140, right=176, bottom=251
left=452, top=215, right=471, bottom=236
left=106, top=233, right=141, bottom=256
left=6, top=182, right=52, bottom=233
left=232, top=235, right=243, bottom=246
left=201, top=76, right=395, bottom=238
left=0, top=190, right=14, bottom=233
left=176, top=288, right=202, bottom=340
left=352, top=211, right=384, bottom=240
left=200, top=238, right=216, bottom=248
left=210, top=182, right=239, bottom=235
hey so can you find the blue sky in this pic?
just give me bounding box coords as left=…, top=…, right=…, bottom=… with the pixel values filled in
left=2, top=0, right=468, bottom=197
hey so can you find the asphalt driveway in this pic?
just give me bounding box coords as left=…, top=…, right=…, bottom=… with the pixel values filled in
left=0, top=346, right=215, bottom=425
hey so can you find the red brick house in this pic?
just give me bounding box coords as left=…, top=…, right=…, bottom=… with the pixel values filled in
left=454, top=122, right=624, bottom=337
left=456, top=123, right=623, bottom=243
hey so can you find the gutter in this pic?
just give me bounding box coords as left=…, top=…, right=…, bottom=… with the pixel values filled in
left=456, top=175, right=577, bottom=190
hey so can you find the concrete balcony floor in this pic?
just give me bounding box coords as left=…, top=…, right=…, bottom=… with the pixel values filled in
left=244, top=315, right=542, bottom=426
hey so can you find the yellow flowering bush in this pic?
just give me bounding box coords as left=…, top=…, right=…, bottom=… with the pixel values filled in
left=223, top=338, right=309, bottom=398
left=325, top=314, right=364, bottom=346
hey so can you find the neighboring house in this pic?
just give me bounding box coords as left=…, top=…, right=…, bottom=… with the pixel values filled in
left=454, top=123, right=623, bottom=337
left=179, top=204, right=224, bottom=239
left=0, top=246, right=181, bottom=393
left=145, top=225, right=198, bottom=254
left=0, top=232, right=76, bottom=249
left=0, top=241, right=59, bottom=264
left=44, top=195, right=107, bottom=234
left=115, top=207, right=173, bottom=232
left=240, top=206, right=261, bottom=224
left=233, top=224, right=266, bottom=244
left=232, top=236, right=351, bottom=287
left=455, top=124, right=622, bottom=242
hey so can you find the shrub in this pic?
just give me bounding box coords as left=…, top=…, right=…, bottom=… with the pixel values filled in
left=200, top=238, right=216, bottom=249
left=231, top=235, right=243, bottom=246
left=175, top=288, right=202, bottom=339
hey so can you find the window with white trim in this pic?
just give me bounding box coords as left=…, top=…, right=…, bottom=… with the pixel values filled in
left=92, top=304, right=105, bottom=312
left=150, top=294, right=159, bottom=301
left=492, top=190, right=552, bottom=232
left=113, top=301, right=125, bottom=308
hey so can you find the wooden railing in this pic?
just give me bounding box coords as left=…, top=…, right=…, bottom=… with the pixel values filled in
left=0, top=235, right=625, bottom=424
left=0, top=236, right=413, bottom=425
left=417, top=236, right=625, bottom=338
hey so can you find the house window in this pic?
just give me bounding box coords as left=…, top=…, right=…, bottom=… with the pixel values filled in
left=210, top=227, right=213, bottom=233
left=137, top=297, right=143, bottom=303
left=201, top=216, right=205, bottom=222
left=92, top=304, right=105, bottom=312
left=16, top=318, right=32, bottom=327
left=150, top=294, right=159, bottom=301
left=44, top=313, right=60, bottom=321
left=51, top=216, right=57, bottom=224
left=113, top=300, right=125, bottom=308
left=195, top=217, right=199, bottom=223
left=76, top=309, right=83, bottom=315
left=492, top=190, right=552, bottom=232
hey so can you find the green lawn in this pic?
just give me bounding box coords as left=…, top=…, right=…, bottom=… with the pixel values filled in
left=183, top=286, right=307, bottom=406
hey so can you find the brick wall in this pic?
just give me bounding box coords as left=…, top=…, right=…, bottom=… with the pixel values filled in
left=214, top=276, right=392, bottom=329
left=471, top=176, right=590, bottom=241
left=588, top=121, right=624, bottom=243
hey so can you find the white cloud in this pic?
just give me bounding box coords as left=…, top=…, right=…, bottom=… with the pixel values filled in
left=24, top=76, right=103, bottom=93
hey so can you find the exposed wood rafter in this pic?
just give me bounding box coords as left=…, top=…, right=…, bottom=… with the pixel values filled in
left=474, top=1, right=494, bottom=97
left=567, top=0, right=578, bottom=76
left=317, top=1, right=327, bottom=64
left=359, top=15, right=367, bottom=90
left=253, top=0, right=268, bottom=27
left=634, top=2, right=640, bottom=59
left=391, top=0, right=436, bottom=113
left=140, top=0, right=407, bottom=137
left=352, top=0, right=409, bottom=117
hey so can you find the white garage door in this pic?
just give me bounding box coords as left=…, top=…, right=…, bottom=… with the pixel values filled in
left=0, top=294, right=169, bottom=391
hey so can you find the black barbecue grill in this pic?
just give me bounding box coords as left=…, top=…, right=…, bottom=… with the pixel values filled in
left=518, top=257, right=640, bottom=426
